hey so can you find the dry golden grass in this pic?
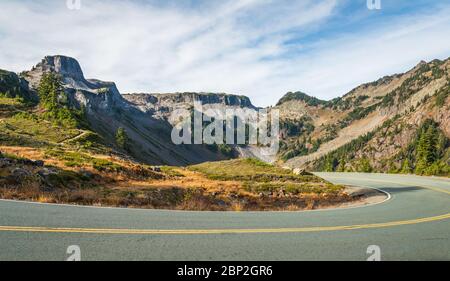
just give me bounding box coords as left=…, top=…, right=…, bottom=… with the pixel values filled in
left=36, top=194, right=53, bottom=203
left=231, top=202, right=244, bottom=212
left=0, top=146, right=45, bottom=162
left=0, top=146, right=354, bottom=211
left=142, top=168, right=241, bottom=191
left=286, top=204, right=301, bottom=211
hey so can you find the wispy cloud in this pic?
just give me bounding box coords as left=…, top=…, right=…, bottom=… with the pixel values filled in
left=0, top=0, right=449, bottom=106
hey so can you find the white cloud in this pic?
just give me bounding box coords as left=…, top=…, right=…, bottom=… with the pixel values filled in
left=0, top=0, right=449, bottom=107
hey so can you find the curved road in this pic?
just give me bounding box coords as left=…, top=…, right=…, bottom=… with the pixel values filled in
left=0, top=173, right=449, bottom=261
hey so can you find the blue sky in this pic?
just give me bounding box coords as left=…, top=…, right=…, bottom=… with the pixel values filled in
left=0, top=0, right=449, bottom=106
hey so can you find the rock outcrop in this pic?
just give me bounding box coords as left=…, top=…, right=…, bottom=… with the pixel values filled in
left=3, top=54, right=448, bottom=170
left=278, top=58, right=450, bottom=172
left=19, top=55, right=258, bottom=165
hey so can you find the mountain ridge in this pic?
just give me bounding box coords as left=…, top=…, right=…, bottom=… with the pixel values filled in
left=16, top=55, right=242, bottom=165
left=279, top=57, right=449, bottom=176
left=1, top=55, right=449, bottom=175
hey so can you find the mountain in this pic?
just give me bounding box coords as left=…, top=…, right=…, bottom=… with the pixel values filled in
left=277, top=58, right=449, bottom=176
left=0, top=69, right=34, bottom=102
left=1, top=56, right=350, bottom=211
left=123, top=92, right=255, bottom=124
left=277, top=91, right=327, bottom=107
left=1, top=55, right=448, bottom=175
left=13, top=55, right=258, bottom=165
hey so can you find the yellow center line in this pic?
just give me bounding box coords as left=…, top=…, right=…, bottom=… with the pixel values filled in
left=0, top=177, right=449, bottom=235
left=324, top=176, right=450, bottom=195
left=0, top=212, right=449, bottom=235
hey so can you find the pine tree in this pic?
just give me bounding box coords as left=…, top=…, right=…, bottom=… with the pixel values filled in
left=358, top=158, right=373, bottom=173
left=387, top=161, right=398, bottom=174
left=436, top=133, right=448, bottom=159
left=38, top=73, right=64, bottom=111
left=415, top=124, right=437, bottom=174
left=400, top=159, right=412, bottom=174
left=337, top=158, right=346, bottom=172
left=324, top=156, right=338, bottom=172
left=37, top=73, right=84, bottom=128
left=116, top=127, right=130, bottom=151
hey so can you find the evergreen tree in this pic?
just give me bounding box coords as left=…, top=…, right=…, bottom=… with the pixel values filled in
left=400, top=159, right=412, bottom=174
left=38, top=73, right=64, bottom=111
left=337, top=158, right=346, bottom=172
left=436, top=133, right=448, bottom=159
left=37, top=73, right=84, bottom=128
left=357, top=158, right=373, bottom=173
left=116, top=127, right=130, bottom=151
left=324, top=156, right=338, bottom=172
left=415, top=124, right=437, bottom=174
left=387, top=161, right=398, bottom=173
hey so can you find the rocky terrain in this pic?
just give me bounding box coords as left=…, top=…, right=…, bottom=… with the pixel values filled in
left=1, top=55, right=449, bottom=175
left=17, top=56, right=256, bottom=165
left=1, top=54, right=447, bottom=212
left=276, top=58, right=449, bottom=176
left=123, top=92, right=255, bottom=122
left=0, top=149, right=355, bottom=211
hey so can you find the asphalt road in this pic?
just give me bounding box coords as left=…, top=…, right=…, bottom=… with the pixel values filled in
left=0, top=173, right=449, bottom=261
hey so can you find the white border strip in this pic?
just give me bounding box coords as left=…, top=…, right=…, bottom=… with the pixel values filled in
left=0, top=185, right=391, bottom=214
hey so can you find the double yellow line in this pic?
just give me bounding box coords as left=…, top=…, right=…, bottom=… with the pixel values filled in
left=0, top=178, right=449, bottom=235
left=328, top=176, right=450, bottom=195
left=0, top=212, right=449, bottom=235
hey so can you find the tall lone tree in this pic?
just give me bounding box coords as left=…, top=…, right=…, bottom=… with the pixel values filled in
left=38, top=72, right=64, bottom=111
left=116, top=127, right=130, bottom=151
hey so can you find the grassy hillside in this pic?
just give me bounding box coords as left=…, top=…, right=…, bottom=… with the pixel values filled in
left=1, top=149, right=353, bottom=211
left=0, top=71, right=354, bottom=210
left=280, top=58, right=450, bottom=173
left=0, top=73, right=110, bottom=154
left=190, top=158, right=341, bottom=194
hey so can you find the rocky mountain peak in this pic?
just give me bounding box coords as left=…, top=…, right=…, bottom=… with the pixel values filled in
left=21, top=55, right=126, bottom=113
left=276, top=91, right=327, bottom=107
left=417, top=60, right=427, bottom=66
left=35, top=55, right=85, bottom=81
left=24, top=55, right=89, bottom=90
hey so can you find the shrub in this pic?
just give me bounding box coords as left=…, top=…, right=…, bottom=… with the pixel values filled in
left=92, top=159, right=122, bottom=172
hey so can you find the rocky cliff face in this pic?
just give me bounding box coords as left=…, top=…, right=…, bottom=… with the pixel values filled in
left=23, top=55, right=126, bottom=112
left=19, top=55, right=255, bottom=165
left=35, top=55, right=85, bottom=81
left=123, top=92, right=256, bottom=123
left=0, top=69, right=33, bottom=101
left=278, top=58, right=449, bottom=174
left=3, top=55, right=448, bottom=170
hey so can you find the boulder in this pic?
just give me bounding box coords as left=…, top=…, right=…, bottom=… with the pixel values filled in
left=33, top=160, right=45, bottom=167
left=79, top=169, right=94, bottom=179
left=0, top=158, right=13, bottom=168
left=37, top=167, right=58, bottom=178
left=151, top=166, right=162, bottom=172
left=293, top=168, right=313, bottom=176
left=9, top=168, right=33, bottom=183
